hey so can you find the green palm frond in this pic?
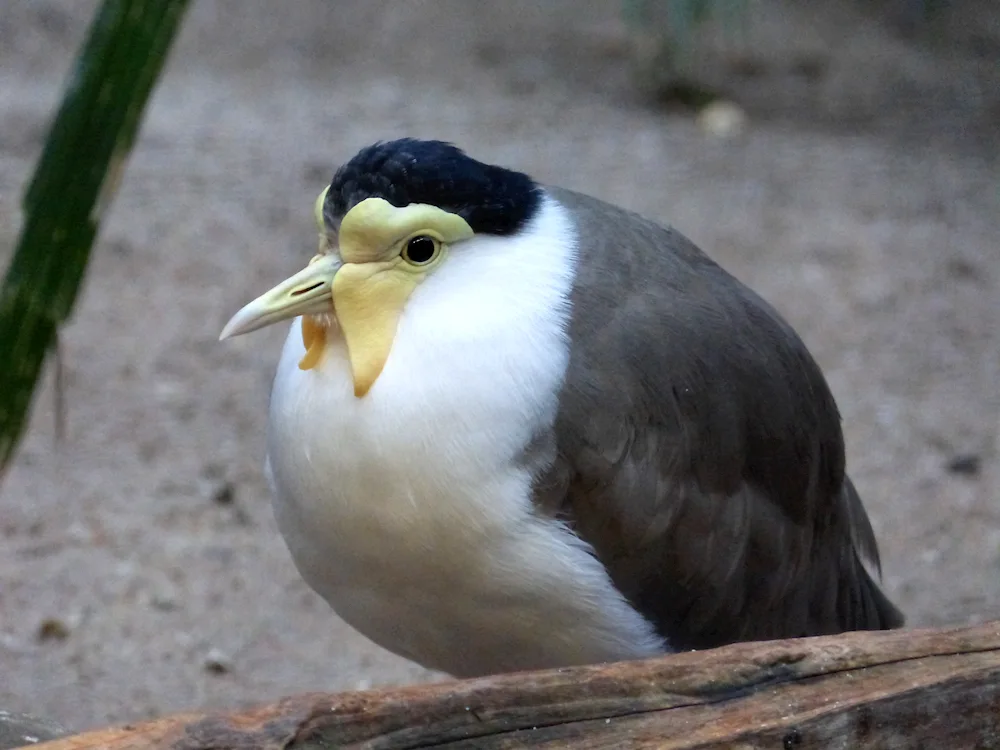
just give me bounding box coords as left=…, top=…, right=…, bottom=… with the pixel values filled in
left=0, top=0, right=191, bottom=473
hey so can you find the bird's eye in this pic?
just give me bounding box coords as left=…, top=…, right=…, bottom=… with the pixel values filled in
left=402, top=235, right=440, bottom=266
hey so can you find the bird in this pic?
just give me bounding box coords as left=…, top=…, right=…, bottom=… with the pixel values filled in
left=219, top=138, right=904, bottom=678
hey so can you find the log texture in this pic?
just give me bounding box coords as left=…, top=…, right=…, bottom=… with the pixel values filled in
left=33, top=621, right=1000, bottom=749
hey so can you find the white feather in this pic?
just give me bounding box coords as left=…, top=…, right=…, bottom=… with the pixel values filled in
left=265, top=193, right=666, bottom=677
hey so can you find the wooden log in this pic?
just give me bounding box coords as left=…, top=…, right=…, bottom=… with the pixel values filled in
left=33, top=621, right=1000, bottom=749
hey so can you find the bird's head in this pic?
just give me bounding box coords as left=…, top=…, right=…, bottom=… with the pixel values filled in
left=219, top=139, right=541, bottom=397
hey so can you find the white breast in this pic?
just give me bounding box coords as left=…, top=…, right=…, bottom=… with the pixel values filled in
left=265, top=195, right=665, bottom=677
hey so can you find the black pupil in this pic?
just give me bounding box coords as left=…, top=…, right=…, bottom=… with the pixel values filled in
left=406, top=236, right=436, bottom=264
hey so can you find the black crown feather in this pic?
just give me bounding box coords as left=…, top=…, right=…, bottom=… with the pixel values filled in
left=324, top=139, right=542, bottom=237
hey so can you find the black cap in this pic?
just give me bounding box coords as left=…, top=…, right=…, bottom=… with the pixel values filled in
left=325, top=139, right=542, bottom=236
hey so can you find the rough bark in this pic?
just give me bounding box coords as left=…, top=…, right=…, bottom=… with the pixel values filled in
left=31, top=621, right=1000, bottom=749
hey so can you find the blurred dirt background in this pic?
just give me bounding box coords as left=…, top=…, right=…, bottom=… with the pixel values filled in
left=0, top=0, right=998, bottom=733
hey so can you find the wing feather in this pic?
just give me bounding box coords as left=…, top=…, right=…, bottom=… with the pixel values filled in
left=537, top=187, right=903, bottom=650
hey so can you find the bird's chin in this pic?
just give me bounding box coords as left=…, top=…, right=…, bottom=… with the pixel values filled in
left=308, top=311, right=339, bottom=331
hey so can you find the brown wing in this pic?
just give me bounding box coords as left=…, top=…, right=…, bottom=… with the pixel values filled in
left=535, top=187, right=903, bottom=650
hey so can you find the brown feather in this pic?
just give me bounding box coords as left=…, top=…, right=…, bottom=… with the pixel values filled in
left=536, top=187, right=904, bottom=651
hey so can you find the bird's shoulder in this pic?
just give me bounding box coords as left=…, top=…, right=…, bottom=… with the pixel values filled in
left=545, top=185, right=847, bottom=512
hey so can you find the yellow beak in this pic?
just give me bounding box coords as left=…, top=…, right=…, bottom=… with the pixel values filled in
left=219, top=254, right=341, bottom=341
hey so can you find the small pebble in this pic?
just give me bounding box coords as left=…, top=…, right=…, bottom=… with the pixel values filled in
left=946, top=454, right=981, bottom=477
left=697, top=100, right=747, bottom=138
left=36, top=619, right=70, bottom=642
left=150, top=593, right=179, bottom=612
left=203, top=648, right=232, bottom=675
left=212, top=481, right=236, bottom=505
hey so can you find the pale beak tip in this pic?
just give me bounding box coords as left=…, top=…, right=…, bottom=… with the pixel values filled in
left=218, top=308, right=253, bottom=342
left=218, top=320, right=237, bottom=342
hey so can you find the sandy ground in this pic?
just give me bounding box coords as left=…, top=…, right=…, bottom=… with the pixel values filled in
left=1, top=0, right=998, bottom=733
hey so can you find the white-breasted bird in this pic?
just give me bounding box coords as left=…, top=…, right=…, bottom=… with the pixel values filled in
left=220, top=139, right=903, bottom=678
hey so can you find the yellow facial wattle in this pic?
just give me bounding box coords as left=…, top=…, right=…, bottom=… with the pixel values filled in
left=219, top=194, right=474, bottom=397
left=326, top=198, right=472, bottom=396
left=298, top=316, right=328, bottom=371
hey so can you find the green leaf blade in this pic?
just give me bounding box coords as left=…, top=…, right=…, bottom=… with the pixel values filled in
left=1, top=0, right=192, bottom=472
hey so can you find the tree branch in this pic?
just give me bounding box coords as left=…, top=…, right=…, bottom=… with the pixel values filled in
left=34, top=621, right=1000, bottom=749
